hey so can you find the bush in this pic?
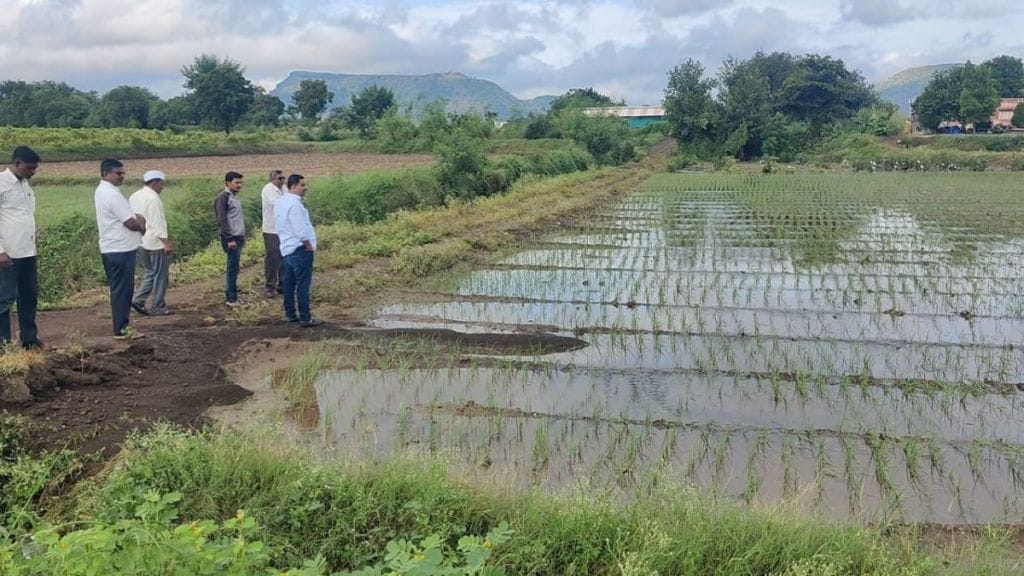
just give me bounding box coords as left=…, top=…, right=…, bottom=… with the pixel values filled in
left=35, top=214, right=103, bottom=302
left=306, top=171, right=444, bottom=225
left=667, top=153, right=700, bottom=171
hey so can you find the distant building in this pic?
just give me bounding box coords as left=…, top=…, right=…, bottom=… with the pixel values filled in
left=936, top=120, right=963, bottom=134
left=991, top=98, right=1024, bottom=129
left=583, top=105, right=665, bottom=129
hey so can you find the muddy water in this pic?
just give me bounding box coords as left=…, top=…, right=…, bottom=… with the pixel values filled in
left=315, top=185, right=1024, bottom=522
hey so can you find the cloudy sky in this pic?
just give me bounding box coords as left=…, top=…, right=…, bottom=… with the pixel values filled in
left=2, top=0, right=1022, bottom=104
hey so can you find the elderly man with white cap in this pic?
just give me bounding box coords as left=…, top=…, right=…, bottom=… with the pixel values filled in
left=130, top=169, right=174, bottom=316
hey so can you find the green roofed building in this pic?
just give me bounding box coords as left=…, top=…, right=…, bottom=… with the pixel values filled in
left=584, top=105, right=665, bottom=128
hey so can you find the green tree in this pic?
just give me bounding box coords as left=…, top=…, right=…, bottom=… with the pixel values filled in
left=959, top=62, right=1000, bottom=128
left=912, top=66, right=966, bottom=130
left=779, top=55, right=875, bottom=128
left=718, top=56, right=773, bottom=159
left=0, top=81, right=35, bottom=126
left=342, top=85, right=396, bottom=138
left=548, top=87, right=622, bottom=114
left=181, top=54, right=255, bottom=133
left=292, top=79, right=334, bottom=122
left=243, top=90, right=286, bottom=127
left=149, top=95, right=200, bottom=129
left=93, top=85, right=158, bottom=128
left=663, top=59, right=720, bottom=152
left=1013, top=103, right=1024, bottom=128
left=982, top=55, right=1024, bottom=97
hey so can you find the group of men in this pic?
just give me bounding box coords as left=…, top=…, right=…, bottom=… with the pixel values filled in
left=218, top=169, right=322, bottom=327
left=0, top=146, right=321, bottom=350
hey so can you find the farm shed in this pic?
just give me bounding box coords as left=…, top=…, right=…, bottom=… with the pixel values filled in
left=583, top=105, right=666, bottom=128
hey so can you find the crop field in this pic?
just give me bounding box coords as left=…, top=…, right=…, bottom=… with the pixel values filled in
left=311, top=172, right=1024, bottom=524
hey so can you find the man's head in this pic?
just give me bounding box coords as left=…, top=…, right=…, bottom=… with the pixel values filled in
left=143, top=170, right=166, bottom=193
left=225, top=171, right=244, bottom=193
left=269, top=169, right=285, bottom=187
left=100, top=159, right=125, bottom=186
left=11, top=146, right=40, bottom=181
left=286, top=174, right=307, bottom=196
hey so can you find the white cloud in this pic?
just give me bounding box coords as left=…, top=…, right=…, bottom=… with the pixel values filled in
left=1, top=0, right=1024, bottom=104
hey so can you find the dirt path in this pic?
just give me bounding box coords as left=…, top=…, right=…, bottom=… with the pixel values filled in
left=43, top=152, right=434, bottom=178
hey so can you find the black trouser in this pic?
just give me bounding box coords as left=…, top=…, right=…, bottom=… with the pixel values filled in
left=102, top=250, right=137, bottom=336
left=263, top=232, right=283, bottom=292
left=0, top=256, right=39, bottom=347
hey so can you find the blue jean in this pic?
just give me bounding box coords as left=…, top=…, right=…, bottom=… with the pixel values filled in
left=0, top=256, right=39, bottom=346
left=101, top=250, right=137, bottom=336
left=282, top=249, right=314, bottom=322
left=220, top=236, right=244, bottom=302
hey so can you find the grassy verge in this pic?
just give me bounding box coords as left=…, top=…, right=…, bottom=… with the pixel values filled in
left=1, top=425, right=1013, bottom=574
left=0, top=126, right=314, bottom=162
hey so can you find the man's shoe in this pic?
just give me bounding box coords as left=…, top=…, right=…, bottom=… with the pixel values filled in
left=225, top=300, right=244, bottom=308
left=286, top=316, right=300, bottom=323
left=150, top=309, right=176, bottom=316
left=132, top=302, right=149, bottom=315
left=263, top=289, right=277, bottom=298
left=114, top=331, right=145, bottom=341
left=22, top=340, right=45, bottom=351
left=299, top=319, right=324, bottom=328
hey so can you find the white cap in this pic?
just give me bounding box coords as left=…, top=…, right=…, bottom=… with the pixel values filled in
left=143, top=170, right=166, bottom=183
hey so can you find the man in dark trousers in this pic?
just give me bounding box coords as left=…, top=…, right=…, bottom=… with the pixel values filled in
left=261, top=169, right=286, bottom=297
left=275, top=174, right=322, bottom=327
left=214, top=171, right=246, bottom=306
left=94, top=159, right=146, bottom=340
left=0, top=146, right=43, bottom=350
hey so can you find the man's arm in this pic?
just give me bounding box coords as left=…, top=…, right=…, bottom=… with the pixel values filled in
left=110, top=189, right=146, bottom=233
left=287, top=203, right=315, bottom=252
left=0, top=188, right=10, bottom=267
left=214, top=193, right=231, bottom=238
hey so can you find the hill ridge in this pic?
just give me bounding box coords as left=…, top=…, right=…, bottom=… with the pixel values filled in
left=270, top=71, right=555, bottom=120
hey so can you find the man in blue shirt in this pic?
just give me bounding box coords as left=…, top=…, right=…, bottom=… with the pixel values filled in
left=275, top=174, right=322, bottom=327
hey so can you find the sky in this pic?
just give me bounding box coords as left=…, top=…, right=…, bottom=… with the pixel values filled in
left=2, top=0, right=1023, bottom=104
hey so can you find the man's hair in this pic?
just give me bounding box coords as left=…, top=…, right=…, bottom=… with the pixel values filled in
left=100, top=158, right=124, bottom=176
left=12, top=146, right=40, bottom=164
left=225, top=171, right=243, bottom=183
left=286, top=173, right=304, bottom=190
left=269, top=169, right=283, bottom=180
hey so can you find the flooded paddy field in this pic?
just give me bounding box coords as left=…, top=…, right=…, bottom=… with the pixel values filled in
left=313, top=173, right=1024, bottom=523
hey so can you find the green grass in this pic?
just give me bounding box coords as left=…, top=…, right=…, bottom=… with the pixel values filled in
left=0, top=126, right=313, bottom=162
left=47, top=425, right=1017, bottom=575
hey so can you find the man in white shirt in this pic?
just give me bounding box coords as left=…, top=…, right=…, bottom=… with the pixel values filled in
left=261, top=169, right=286, bottom=298
left=130, top=170, right=173, bottom=316
left=0, top=146, right=43, bottom=350
left=94, top=159, right=147, bottom=339
left=275, top=173, right=322, bottom=327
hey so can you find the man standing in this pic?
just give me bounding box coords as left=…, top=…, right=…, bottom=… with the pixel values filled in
left=130, top=170, right=173, bottom=316
left=94, top=159, right=146, bottom=340
left=261, top=169, right=286, bottom=298
left=275, top=174, right=322, bottom=327
left=214, top=171, right=246, bottom=306
left=0, top=146, right=43, bottom=350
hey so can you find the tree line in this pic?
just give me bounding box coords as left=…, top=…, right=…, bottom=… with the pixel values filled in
left=661, top=51, right=892, bottom=161
left=0, top=55, right=345, bottom=133
left=912, top=55, right=1024, bottom=131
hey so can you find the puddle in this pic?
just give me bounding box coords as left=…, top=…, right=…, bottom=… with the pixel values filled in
left=309, top=182, right=1024, bottom=523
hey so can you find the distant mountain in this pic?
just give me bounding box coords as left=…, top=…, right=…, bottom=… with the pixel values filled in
left=270, top=71, right=555, bottom=120
left=876, top=64, right=960, bottom=115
